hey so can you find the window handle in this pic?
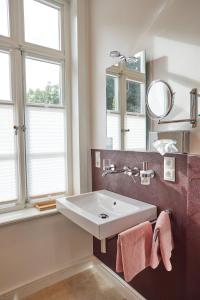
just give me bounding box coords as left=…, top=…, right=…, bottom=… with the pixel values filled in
left=21, top=125, right=26, bottom=132
left=121, top=129, right=130, bottom=133
left=13, top=125, right=19, bottom=135
left=13, top=125, right=26, bottom=135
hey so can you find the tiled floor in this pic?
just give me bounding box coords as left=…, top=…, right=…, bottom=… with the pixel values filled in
left=24, top=268, right=126, bottom=300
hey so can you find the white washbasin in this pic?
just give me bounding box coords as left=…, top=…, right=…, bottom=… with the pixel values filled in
left=56, top=190, right=157, bottom=239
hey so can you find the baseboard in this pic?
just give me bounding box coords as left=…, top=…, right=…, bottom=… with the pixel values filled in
left=1, top=256, right=146, bottom=300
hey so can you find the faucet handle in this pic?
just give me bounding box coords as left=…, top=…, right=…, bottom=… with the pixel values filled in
left=123, top=166, right=140, bottom=177
left=109, top=164, right=116, bottom=171
left=103, top=163, right=116, bottom=171
left=123, top=166, right=132, bottom=176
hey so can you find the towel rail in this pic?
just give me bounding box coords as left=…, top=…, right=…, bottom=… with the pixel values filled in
left=100, top=209, right=172, bottom=253
left=154, top=209, right=172, bottom=241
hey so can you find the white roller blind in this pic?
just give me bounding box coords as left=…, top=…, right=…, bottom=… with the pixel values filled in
left=0, top=106, right=18, bottom=202
left=107, top=113, right=121, bottom=150
left=125, top=115, right=146, bottom=150
left=26, top=107, right=66, bottom=198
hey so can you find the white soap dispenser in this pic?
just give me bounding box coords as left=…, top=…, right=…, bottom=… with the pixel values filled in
left=140, top=161, right=155, bottom=185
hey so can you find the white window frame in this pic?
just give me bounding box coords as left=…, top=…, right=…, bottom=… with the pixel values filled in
left=106, top=55, right=146, bottom=151
left=0, top=0, right=71, bottom=213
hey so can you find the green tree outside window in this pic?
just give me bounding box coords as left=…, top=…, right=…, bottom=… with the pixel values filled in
left=26, top=81, right=60, bottom=105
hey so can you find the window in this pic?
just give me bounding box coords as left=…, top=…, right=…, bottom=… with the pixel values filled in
left=25, top=57, right=62, bottom=105
left=0, top=51, right=11, bottom=101
left=0, top=0, right=9, bottom=37
left=0, top=0, right=69, bottom=212
left=24, top=0, right=61, bottom=50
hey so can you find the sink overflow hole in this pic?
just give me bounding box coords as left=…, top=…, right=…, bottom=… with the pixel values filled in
left=99, top=213, right=109, bottom=219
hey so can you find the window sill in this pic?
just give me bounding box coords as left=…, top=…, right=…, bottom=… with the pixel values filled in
left=0, top=207, right=59, bottom=227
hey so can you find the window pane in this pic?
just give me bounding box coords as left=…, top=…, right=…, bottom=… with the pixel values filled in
left=24, top=0, right=61, bottom=50
left=0, top=106, right=15, bottom=155
left=26, top=108, right=65, bottom=154
left=126, top=51, right=145, bottom=72
left=125, top=115, right=146, bottom=150
left=0, top=106, right=17, bottom=202
left=28, top=157, right=65, bottom=197
left=0, top=0, right=9, bottom=37
left=25, top=58, right=61, bottom=105
left=126, top=58, right=141, bottom=72
left=107, top=113, right=121, bottom=150
left=0, top=160, right=17, bottom=202
left=106, top=75, right=119, bottom=111
left=0, top=51, right=11, bottom=101
left=26, top=107, right=66, bottom=198
left=126, top=80, right=141, bottom=113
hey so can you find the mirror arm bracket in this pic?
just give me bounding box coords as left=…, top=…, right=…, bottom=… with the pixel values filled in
left=158, top=88, right=199, bottom=128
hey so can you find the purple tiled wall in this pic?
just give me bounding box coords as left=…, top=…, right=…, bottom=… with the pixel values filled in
left=186, top=156, right=200, bottom=299
left=92, top=150, right=196, bottom=300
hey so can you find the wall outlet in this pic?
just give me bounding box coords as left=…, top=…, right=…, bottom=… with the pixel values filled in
left=164, top=157, right=175, bottom=182
left=95, top=151, right=101, bottom=168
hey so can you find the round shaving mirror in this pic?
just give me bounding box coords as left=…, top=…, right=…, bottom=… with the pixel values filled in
left=147, top=80, right=173, bottom=119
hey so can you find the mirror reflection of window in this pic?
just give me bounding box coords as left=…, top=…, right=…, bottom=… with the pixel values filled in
left=125, top=115, right=146, bottom=150
left=106, top=113, right=121, bottom=150
left=126, top=58, right=141, bottom=72
left=106, top=75, right=121, bottom=149
left=126, top=80, right=141, bottom=113
left=125, top=80, right=146, bottom=150
left=106, top=51, right=146, bottom=151
left=106, top=75, right=119, bottom=112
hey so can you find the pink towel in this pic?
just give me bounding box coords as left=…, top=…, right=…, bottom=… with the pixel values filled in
left=150, top=211, right=174, bottom=271
left=116, top=221, right=153, bottom=282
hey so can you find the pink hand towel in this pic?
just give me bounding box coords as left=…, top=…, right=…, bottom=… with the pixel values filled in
left=150, top=211, right=174, bottom=271
left=116, top=221, right=153, bottom=282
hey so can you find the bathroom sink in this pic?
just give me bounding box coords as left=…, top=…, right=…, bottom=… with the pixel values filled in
left=56, top=190, right=157, bottom=239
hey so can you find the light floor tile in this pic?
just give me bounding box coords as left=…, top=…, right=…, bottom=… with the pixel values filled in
left=24, top=268, right=126, bottom=300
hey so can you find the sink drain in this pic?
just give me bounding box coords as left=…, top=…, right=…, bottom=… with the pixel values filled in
left=99, top=213, right=109, bottom=219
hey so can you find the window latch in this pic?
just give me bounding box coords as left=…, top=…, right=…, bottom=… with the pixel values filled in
left=13, top=125, right=26, bottom=135
left=121, top=129, right=130, bottom=133
left=13, top=125, right=19, bottom=135
left=21, top=125, right=26, bottom=132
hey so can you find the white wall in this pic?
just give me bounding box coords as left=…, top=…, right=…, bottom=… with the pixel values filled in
left=71, top=0, right=92, bottom=194
left=89, top=0, right=200, bottom=154
left=0, top=214, right=92, bottom=294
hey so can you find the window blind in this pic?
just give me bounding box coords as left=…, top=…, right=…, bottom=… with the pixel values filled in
left=0, top=106, right=17, bottom=202
left=26, top=107, right=66, bottom=199
left=125, top=115, right=146, bottom=150
left=107, top=113, right=121, bottom=150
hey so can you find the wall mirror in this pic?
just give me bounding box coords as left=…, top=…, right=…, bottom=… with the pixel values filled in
left=106, top=50, right=146, bottom=151
left=106, top=53, right=191, bottom=154
left=147, top=80, right=174, bottom=119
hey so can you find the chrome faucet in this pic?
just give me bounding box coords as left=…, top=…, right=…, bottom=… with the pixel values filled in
left=102, top=164, right=125, bottom=177
left=102, top=164, right=140, bottom=178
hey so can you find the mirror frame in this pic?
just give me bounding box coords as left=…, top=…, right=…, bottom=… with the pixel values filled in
left=146, top=79, right=174, bottom=119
